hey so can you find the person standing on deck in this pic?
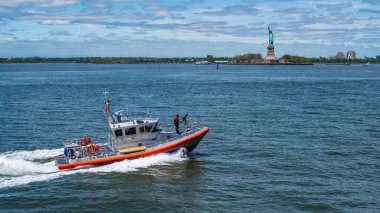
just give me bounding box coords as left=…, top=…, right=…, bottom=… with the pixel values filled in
left=173, top=114, right=180, bottom=134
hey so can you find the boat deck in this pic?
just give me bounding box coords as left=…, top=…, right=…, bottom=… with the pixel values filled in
left=55, top=145, right=116, bottom=165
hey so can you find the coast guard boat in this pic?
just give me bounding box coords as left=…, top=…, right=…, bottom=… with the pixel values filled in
left=54, top=92, right=209, bottom=170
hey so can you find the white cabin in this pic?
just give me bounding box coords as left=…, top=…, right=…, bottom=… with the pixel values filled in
left=106, top=112, right=160, bottom=150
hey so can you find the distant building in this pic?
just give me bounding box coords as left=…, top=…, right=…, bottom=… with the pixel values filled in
left=346, top=51, right=356, bottom=59
left=376, top=55, right=380, bottom=60
left=336, top=52, right=345, bottom=58
left=206, top=55, right=213, bottom=59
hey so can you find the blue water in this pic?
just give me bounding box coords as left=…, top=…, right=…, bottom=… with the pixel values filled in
left=0, top=63, right=379, bottom=212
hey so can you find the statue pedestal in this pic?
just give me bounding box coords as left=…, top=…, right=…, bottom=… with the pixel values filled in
left=264, top=45, right=279, bottom=64
left=265, top=45, right=276, bottom=60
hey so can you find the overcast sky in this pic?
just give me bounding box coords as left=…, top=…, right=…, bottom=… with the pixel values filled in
left=0, top=0, right=379, bottom=58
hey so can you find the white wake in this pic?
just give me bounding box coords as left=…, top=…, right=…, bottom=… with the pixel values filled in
left=0, top=148, right=186, bottom=189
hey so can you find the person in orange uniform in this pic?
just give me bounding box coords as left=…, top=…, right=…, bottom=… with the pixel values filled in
left=173, top=114, right=180, bottom=134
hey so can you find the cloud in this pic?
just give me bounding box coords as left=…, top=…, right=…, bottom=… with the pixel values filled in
left=137, top=5, right=187, bottom=19
left=0, top=19, right=7, bottom=25
left=0, top=7, right=17, bottom=14
left=187, top=0, right=204, bottom=3
left=18, top=12, right=120, bottom=25
left=0, top=0, right=79, bottom=8
left=316, top=2, right=353, bottom=11
left=201, top=5, right=259, bottom=16
left=275, top=7, right=316, bottom=14
left=127, top=13, right=163, bottom=20
left=131, top=30, right=148, bottom=35
left=183, top=21, right=262, bottom=37
left=361, top=0, right=380, bottom=6
left=48, top=30, right=72, bottom=36
left=0, top=32, right=13, bottom=36
left=38, top=0, right=79, bottom=7
left=359, top=9, right=380, bottom=14
left=39, top=20, right=71, bottom=25
left=0, top=0, right=45, bottom=7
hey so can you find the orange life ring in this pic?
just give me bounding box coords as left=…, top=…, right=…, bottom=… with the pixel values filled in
left=86, top=145, right=97, bottom=155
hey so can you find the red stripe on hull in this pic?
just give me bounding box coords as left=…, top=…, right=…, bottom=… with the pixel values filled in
left=58, top=127, right=209, bottom=170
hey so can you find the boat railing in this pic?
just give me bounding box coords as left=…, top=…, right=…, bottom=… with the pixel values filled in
left=63, top=140, right=117, bottom=163
left=157, top=118, right=203, bottom=141
left=161, top=118, right=202, bottom=132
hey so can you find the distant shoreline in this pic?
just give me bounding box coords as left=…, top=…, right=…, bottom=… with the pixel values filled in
left=1, top=62, right=378, bottom=65
left=0, top=57, right=379, bottom=65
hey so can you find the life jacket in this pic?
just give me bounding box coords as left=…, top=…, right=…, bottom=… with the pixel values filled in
left=173, top=117, right=179, bottom=125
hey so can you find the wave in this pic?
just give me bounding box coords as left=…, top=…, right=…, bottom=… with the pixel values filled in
left=3, top=148, right=62, bottom=161
left=0, top=149, right=61, bottom=176
left=0, top=148, right=186, bottom=189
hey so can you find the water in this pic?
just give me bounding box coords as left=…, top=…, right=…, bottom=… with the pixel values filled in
left=0, top=63, right=379, bottom=212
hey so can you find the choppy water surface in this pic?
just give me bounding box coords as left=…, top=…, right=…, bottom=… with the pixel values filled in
left=0, top=63, right=379, bottom=212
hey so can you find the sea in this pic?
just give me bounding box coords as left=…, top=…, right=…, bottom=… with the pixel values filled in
left=0, top=63, right=379, bottom=212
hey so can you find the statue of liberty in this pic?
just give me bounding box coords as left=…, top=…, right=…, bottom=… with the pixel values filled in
left=265, top=26, right=277, bottom=60
left=268, top=26, right=275, bottom=46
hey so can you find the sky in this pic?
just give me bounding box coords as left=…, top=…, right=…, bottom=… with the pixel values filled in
left=0, top=0, right=379, bottom=58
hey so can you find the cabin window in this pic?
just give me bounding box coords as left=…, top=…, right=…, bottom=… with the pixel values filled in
left=125, top=127, right=136, bottom=135
left=152, top=122, right=158, bottom=132
left=145, top=124, right=153, bottom=132
left=139, top=126, right=145, bottom=133
left=115, top=129, right=123, bottom=137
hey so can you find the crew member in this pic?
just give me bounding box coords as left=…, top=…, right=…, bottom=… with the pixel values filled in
left=173, top=114, right=180, bottom=134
